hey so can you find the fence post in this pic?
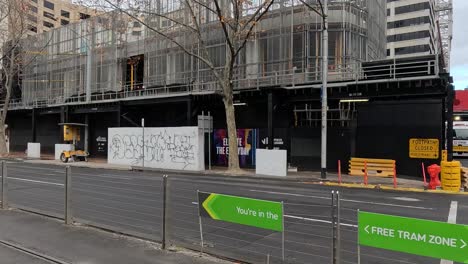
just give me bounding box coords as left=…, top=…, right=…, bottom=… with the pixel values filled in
left=336, top=191, right=341, bottom=264
left=331, top=191, right=336, bottom=263
left=2, top=161, right=7, bottom=209
left=197, top=190, right=204, bottom=256
left=65, top=166, right=72, bottom=225
left=162, top=175, right=168, bottom=250
left=393, top=164, right=397, bottom=188
left=281, top=201, right=285, bottom=262
left=357, top=209, right=361, bottom=264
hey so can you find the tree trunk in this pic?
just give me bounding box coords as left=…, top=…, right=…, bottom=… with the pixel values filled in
left=0, top=51, right=15, bottom=156
left=0, top=125, right=8, bottom=156
left=223, top=86, right=240, bottom=173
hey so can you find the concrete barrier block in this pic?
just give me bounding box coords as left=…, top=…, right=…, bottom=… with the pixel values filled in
left=55, top=144, right=75, bottom=160
left=27, top=143, right=41, bottom=159
left=256, top=149, right=287, bottom=177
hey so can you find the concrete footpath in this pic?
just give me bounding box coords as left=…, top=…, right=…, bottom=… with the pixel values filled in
left=0, top=209, right=229, bottom=264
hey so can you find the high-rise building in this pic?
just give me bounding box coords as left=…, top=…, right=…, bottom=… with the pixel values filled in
left=25, top=0, right=98, bottom=36
left=386, top=0, right=439, bottom=58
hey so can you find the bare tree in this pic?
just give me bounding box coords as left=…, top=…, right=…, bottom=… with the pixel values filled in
left=0, top=0, right=29, bottom=155
left=82, top=0, right=276, bottom=172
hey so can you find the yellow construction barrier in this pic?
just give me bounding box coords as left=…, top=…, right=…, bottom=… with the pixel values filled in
left=349, top=158, right=396, bottom=177
left=441, top=161, right=461, bottom=192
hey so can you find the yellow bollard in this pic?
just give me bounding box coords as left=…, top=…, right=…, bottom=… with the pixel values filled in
left=440, top=161, right=461, bottom=192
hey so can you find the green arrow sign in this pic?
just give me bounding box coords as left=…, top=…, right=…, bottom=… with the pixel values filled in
left=359, top=211, right=468, bottom=263
left=198, top=192, right=283, bottom=232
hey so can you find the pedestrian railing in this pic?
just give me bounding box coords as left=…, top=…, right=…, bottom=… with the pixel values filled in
left=0, top=162, right=440, bottom=264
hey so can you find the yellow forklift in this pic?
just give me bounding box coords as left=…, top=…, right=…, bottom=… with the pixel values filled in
left=59, top=123, right=89, bottom=163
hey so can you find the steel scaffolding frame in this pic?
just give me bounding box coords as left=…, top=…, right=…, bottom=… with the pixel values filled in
left=435, top=0, right=453, bottom=71
left=16, top=0, right=386, bottom=109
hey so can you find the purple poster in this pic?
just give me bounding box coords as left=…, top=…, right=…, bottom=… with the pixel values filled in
left=213, top=129, right=258, bottom=168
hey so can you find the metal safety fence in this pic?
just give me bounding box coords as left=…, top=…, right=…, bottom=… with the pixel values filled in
left=0, top=161, right=440, bottom=264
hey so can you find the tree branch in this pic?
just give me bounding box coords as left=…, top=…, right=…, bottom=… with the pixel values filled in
left=212, top=0, right=235, bottom=56
left=132, top=8, right=198, bottom=33
left=234, top=0, right=276, bottom=59
left=298, top=0, right=324, bottom=18
left=102, top=0, right=219, bottom=76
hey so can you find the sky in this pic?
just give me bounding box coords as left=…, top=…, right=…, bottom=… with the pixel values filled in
left=452, top=0, right=468, bottom=90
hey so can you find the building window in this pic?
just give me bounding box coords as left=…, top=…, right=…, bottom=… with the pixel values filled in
left=387, top=49, right=390, bottom=57
left=395, top=45, right=430, bottom=55
left=27, top=14, right=37, bottom=23
left=31, top=0, right=38, bottom=3
left=43, top=11, right=55, bottom=20
left=395, top=2, right=430, bottom=15
left=61, top=10, right=70, bottom=18
left=44, top=0, right=54, bottom=10
left=28, top=5, right=38, bottom=13
left=43, top=21, right=54, bottom=28
left=61, top=19, right=69, bottom=25
left=132, top=30, right=141, bottom=36
left=387, top=16, right=430, bottom=29
left=79, top=13, right=91, bottom=20
left=387, top=30, right=431, bottom=43
left=387, top=8, right=390, bottom=16
left=133, top=21, right=141, bottom=28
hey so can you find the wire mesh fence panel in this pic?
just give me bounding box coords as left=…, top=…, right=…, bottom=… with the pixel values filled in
left=7, top=177, right=65, bottom=219
left=72, top=170, right=164, bottom=241
left=166, top=176, right=334, bottom=264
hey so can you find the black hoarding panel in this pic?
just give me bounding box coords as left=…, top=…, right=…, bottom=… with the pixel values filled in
left=356, top=99, right=443, bottom=177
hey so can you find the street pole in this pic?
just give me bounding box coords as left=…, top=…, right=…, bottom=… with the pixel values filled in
left=321, top=0, right=328, bottom=179
left=447, top=84, right=454, bottom=161
left=141, top=118, right=145, bottom=168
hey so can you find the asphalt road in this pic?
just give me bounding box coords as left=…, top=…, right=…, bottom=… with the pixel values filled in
left=2, top=160, right=468, bottom=264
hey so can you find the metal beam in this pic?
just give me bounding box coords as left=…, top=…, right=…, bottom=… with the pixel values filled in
left=268, top=92, right=274, bottom=150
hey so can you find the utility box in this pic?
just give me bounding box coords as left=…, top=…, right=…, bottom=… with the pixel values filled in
left=27, top=143, right=41, bottom=159
left=55, top=144, right=75, bottom=160
left=256, top=149, right=287, bottom=177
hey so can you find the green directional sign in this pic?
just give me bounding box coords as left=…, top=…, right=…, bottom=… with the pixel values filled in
left=359, top=211, right=468, bottom=263
left=198, top=192, right=283, bottom=232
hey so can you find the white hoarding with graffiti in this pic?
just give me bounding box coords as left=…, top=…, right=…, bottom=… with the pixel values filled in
left=108, top=127, right=204, bottom=171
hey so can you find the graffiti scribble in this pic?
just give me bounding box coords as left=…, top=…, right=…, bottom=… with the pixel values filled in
left=109, top=129, right=196, bottom=169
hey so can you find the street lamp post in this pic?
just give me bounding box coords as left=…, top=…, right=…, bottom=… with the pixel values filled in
left=321, top=0, right=328, bottom=179
left=300, top=0, right=328, bottom=178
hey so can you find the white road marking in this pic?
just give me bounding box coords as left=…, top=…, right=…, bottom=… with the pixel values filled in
left=284, top=214, right=357, bottom=228
left=392, top=197, right=421, bottom=202
left=2, top=176, right=64, bottom=187
left=447, top=201, right=458, bottom=224
left=191, top=201, right=357, bottom=228
left=249, top=189, right=433, bottom=210
left=441, top=201, right=458, bottom=264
